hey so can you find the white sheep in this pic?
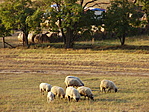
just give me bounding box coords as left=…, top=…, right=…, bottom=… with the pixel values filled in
left=51, top=86, right=65, bottom=98
left=65, top=87, right=80, bottom=102
left=77, top=86, right=94, bottom=100
left=64, top=76, right=84, bottom=88
left=47, top=92, right=55, bottom=103
left=100, top=79, right=118, bottom=93
left=39, top=83, right=52, bottom=95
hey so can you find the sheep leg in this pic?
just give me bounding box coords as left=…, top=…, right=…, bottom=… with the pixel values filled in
left=103, top=88, right=106, bottom=93
left=68, top=96, right=71, bottom=102
left=108, top=88, right=111, bottom=93
left=58, top=94, right=61, bottom=98
left=42, top=90, right=44, bottom=95
left=100, top=88, right=103, bottom=93
left=76, top=98, right=79, bottom=102
left=40, top=89, right=44, bottom=95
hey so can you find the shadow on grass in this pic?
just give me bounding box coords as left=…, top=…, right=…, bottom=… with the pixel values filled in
left=93, top=45, right=149, bottom=51
left=14, top=42, right=149, bottom=53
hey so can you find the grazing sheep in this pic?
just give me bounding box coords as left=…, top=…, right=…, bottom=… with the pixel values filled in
left=18, top=32, right=25, bottom=42
left=77, top=86, right=94, bottom=100
left=65, top=78, right=83, bottom=88
left=100, top=79, right=118, bottom=93
left=65, top=87, right=80, bottom=102
left=51, top=86, right=65, bottom=98
left=17, top=32, right=26, bottom=45
left=47, top=92, right=55, bottom=103
left=34, top=32, right=50, bottom=43
left=39, top=83, right=52, bottom=95
left=27, top=33, right=36, bottom=43
left=64, top=76, right=84, bottom=88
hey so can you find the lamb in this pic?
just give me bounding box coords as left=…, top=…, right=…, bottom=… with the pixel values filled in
left=100, top=79, right=118, bottom=93
left=47, top=92, right=55, bottom=103
left=51, top=86, right=65, bottom=98
left=39, top=83, right=52, bottom=95
left=65, top=87, right=80, bottom=102
left=77, top=86, right=94, bottom=100
left=64, top=76, right=84, bottom=88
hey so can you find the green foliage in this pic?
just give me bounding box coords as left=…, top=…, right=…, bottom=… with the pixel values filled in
left=104, top=0, right=142, bottom=45
left=139, top=0, right=149, bottom=22
left=43, top=0, right=101, bottom=48
left=0, top=0, right=42, bottom=33
left=45, top=1, right=84, bottom=30
left=26, top=8, right=43, bottom=33
left=0, top=0, right=44, bottom=46
left=105, top=0, right=138, bottom=33
left=0, top=18, right=11, bottom=37
left=32, top=0, right=52, bottom=10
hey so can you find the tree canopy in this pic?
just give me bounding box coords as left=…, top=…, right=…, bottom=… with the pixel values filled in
left=0, top=0, right=148, bottom=48
left=0, top=0, right=43, bottom=46
left=43, top=0, right=101, bottom=48
left=104, top=0, right=142, bottom=45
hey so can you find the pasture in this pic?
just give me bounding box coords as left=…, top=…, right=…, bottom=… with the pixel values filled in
left=0, top=0, right=149, bottom=110
left=0, top=41, right=149, bottom=111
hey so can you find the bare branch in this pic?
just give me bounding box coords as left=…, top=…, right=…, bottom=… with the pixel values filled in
left=83, top=0, right=97, bottom=9
left=80, top=0, right=84, bottom=6
left=87, top=2, right=110, bottom=8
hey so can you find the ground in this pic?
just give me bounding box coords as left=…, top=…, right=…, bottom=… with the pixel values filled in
left=0, top=34, right=149, bottom=112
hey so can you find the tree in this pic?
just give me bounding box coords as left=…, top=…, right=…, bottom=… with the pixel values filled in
left=104, top=0, right=141, bottom=45
left=138, top=0, right=149, bottom=34
left=0, top=0, right=43, bottom=47
left=137, top=0, right=149, bottom=23
left=0, top=18, right=13, bottom=48
left=43, top=0, right=100, bottom=49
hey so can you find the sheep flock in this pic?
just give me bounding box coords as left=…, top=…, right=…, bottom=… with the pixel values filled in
left=39, top=76, right=118, bottom=103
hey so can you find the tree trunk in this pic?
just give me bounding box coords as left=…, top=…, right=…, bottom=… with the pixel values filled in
left=118, top=33, right=125, bottom=46
left=2, top=36, right=6, bottom=48
left=64, top=28, right=74, bottom=49
left=2, top=36, right=14, bottom=48
left=22, top=31, right=29, bottom=48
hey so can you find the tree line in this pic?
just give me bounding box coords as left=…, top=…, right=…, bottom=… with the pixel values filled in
left=0, top=0, right=148, bottom=48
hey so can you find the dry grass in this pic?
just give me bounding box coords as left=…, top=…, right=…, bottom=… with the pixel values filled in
left=0, top=73, right=149, bottom=112
left=0, top=30, right=149, bottom=112
left=0, top=47, right=149, bottom=111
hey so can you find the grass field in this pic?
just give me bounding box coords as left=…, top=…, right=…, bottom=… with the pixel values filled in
left=0, top=34, right=149, bottom=111
left=0, top=0, right=148, bottom=110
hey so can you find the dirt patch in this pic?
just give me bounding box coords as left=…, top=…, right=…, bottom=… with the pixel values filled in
left=0, top=69, right=149, bottom=77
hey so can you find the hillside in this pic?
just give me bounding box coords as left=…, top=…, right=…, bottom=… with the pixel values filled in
left=83, top=0, right=111, bottom=9
left=0, top=0, right=111, bottom=9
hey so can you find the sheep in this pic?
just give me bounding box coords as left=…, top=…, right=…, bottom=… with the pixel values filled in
left=77, top=86, right=94, bottom=100
left=51, top=86, right=65, bottom=99
left=39, top=83, right=52, bottom=95
left=64, top=76, right=84, bottom=88
left=17, top=32, right=26, bottom=45
left=65, top=87, right=80, bottom=102
left=18, top=32, right=25, bottom=42
left=47, top=92, right=55, bottom=103
left=100, top=79, right=118, bottom=93
left=27, top=32, right=36, bottom=43
left=34, top=32, right=50, bottom=43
